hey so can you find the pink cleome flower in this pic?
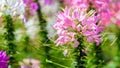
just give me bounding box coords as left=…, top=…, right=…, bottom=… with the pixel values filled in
left=54, top=7, right=104, bottom=46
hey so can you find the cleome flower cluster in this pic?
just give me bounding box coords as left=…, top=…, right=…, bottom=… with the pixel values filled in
left=54, top=7, right=104, bottom=47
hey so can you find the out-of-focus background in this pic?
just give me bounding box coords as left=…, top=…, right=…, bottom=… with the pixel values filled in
left=0, top=0, right=120, bottom=68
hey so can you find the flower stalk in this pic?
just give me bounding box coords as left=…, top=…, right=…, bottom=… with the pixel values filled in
left=35, top=0, right=51, bottom=67
left=74, top=37, right=86, bottom=68
left=2, top=15, right=17, bottom=67
left=115, top=27, right=120, bottom=67
left=86, top=43, right=104, bottom=68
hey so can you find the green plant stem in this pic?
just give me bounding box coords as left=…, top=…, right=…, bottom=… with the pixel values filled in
left=115, top=27, right=120, bottom=67
left=74, top=37, right=86, bottom=68
left=3, top=15, right=17, bottom=67
left=46, top=59, right=69, bottom=68
left=35, top=0, right=51, bottom=67
left=86, top=43, right=104, bottom=68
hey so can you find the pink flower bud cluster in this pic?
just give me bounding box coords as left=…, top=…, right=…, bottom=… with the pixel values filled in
left=54, top=7, right=104, bottom=47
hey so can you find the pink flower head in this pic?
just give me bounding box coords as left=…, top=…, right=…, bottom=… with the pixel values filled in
left=54, top=7, right=103, bottom=46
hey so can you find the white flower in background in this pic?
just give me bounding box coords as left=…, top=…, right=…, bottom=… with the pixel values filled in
left=46, top=16, right=57, bottom=39
left=39, top=0, right=59, bottom=16
left=24, top=17, right=39, bottom=39
left=39, top=1, right=59, bottom=39
left=0, top=0, right=25, bottom=19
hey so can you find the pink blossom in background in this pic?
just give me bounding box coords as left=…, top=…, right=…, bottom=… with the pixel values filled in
left=23, top=0, right=38, bottom=10
left=110, top=1, right=120, bottom=26
left=63, top=0, right=119, bottom=26
left=23, top=0, right=39, bottom=20
left=63, top=0, right=89, bottom=9
left=89, top=0, right=114, bottom=26
left=23, top=0, right=32, bottom=5
left=30, top=2, right=39, bottom=11
left=87, top=0, right=119, bottom=26
left=54, top=7, right=103, bottom=46
left=116, top=20, right=120, bottom=26
left=111, top=1, right=120, bottom=12
left=44, top=0, right=54, bottom=5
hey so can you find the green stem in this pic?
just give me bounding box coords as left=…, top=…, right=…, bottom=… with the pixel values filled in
left=86, top=43, right=104, bottom=68
left=23, top=36, right=30, bottom=53
left=3, top=15, right=17, bottom=67
left=35, top=0, right=51, bottom=67
left=115, top=27, right=120, bottom=67
left=74, top=37, right=86, bottom=68
left=46, top=59, right=69, bottom=68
